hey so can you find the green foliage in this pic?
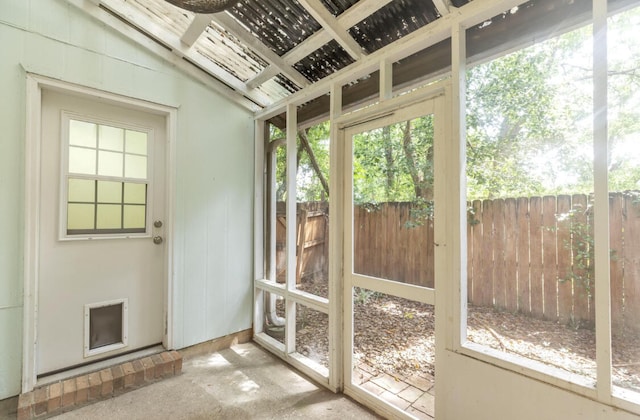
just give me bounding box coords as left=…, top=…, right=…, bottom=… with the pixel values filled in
left=556, top=202, right=617, bottom=299
left=297, top=123, right=330, bottom=202
left=353, top=287, right=382, bottom=305
left=270, top=122, right=331, bottom=202
left=273, top=7, right=640, bottom=208
left=405, top=198, right=434, bottom=228
left=558, top=204, right=595, bottom=298
left=353, top=115, right=434, bottom=205
left=465, top=27, right=594, bottom=200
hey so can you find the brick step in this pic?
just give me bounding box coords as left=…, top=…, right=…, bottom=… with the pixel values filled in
left=17, top=350, right=183, bottom=420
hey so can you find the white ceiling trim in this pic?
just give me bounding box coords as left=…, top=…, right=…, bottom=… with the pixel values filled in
left=64, top=0, right=261, bottom=111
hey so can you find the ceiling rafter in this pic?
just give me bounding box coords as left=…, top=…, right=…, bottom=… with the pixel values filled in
left=64, top=0, right=261, bottom=111
left=256, top=8, right=457, bottom=121
left=180, top=11, right=310, bottom=90
left=70, top=0, right=473, bottom=112
left=245, top=0, right=392, bottom=89
left=96, top=0, right=274, bottom=106
left=284, top=0, right=391, bottom=64
left=432, top=0, right=451, bottom=15
left=181, top=13, right=209, bottom=46
left=296, top=0, right=364, bottom=60
left=210, top=13, right=311, bottom=89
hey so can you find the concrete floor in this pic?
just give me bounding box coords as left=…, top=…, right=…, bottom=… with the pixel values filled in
left=8, top=342, right=378, bottom=420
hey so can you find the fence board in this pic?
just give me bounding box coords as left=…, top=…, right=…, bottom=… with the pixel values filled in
left=517, top=197, right=530, bottom=313
left=609, top=193, right=624, bottom=334
left=291, top=192, right=637, bottom=329
left=571, top=194, right=591, bottom=325
left=493, top=199, right=506, bottom=309
left=426, top=213, right=435, bottom=288
left=470, top=200, right=483, bottom=303
left=504, top=198, right=518, bottom=312
left=386, top=204, right=396, bottom=282
left=467, top=204, right=474, bottom=301
left=371, top=206, right=381, bottom=278
left=542, top=196, right=558, bottom=320
left=353, top=206, right=365, bottom=276
left=529, top=196, right=544, bottom=318
left=478, top=199, right=495, bottom=306
left=556, top=195, right=573, bottom=325
left=587, top=199, right=595, bottom=323
left=624, top=194, right=640, bottom=331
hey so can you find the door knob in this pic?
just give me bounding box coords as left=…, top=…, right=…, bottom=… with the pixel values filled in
left=154, top=220, right=163, bottom=228
left=153, top=236, right=163, bottom=245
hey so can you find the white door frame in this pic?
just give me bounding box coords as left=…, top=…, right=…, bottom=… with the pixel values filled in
left=22, top=74, right=177, bottom=393
left=335, top=82, right=447, bottom=419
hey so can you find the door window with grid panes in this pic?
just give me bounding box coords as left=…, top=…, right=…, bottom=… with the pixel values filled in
left=63, top=116, right=150, bottom=237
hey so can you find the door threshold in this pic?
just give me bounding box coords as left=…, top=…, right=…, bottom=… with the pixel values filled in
left=36, top=345, right=165, bottom=387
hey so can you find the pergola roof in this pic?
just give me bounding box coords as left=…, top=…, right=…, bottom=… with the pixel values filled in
left=80, top=0, right=468, bottom=110
left=72, top=0, right=635, bottom=127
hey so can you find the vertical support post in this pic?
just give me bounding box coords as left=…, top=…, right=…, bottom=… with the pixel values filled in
left=285, top=103, right=298, bottom=353
left=436, top=19, right=466, bottom=420
left=593, top=0, right=612, bottom=402
left=268, top=141, right=278, bottom=282
left=329, top=82, right=344, bottom=392
left=449, top=19, right=467, bottom=354
left=380, top=60, right=393, bottom=101
left=254, top=119, right=266, bottom=335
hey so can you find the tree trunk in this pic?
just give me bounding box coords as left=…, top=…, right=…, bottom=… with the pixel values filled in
left=383, top=125, right=394, bottom=200
left=402, top=120, right=433, bottom=200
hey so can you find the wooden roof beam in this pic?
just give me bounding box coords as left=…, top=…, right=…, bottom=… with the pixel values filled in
left=96, top=0, right=273, bottom=106
left=296, top=0, right=364, bottom=60
left=212, top=12, right=311, bottom=89
left=245, top=0, right=390, bottom=89
left=181, top=13, right=209, bottom=47
left=283, top=0, right=391, bottom=64
left=64, top=0, right=260, bottom=111
left=432, top=0, right=451, bottom=16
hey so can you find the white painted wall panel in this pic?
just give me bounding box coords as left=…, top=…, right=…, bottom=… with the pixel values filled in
left=439, top=350, right=638, bottom=420
left=0, top=24, right=24, bottom=311
left=0, top=0, right=254, bottom=398
left=0, top=308, right=22, bottom=398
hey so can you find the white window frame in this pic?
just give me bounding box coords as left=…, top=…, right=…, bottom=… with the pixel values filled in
left=59, top=111, right=155, bottom=241
left=253, top=0, right=640, bottom=415
left=451, top=0, right=640, bottom=414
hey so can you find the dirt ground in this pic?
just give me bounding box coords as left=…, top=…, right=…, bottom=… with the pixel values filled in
left=281, top=278, right=640, bottom=393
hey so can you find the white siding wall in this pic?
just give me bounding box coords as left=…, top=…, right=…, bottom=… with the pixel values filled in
left=438, top=351, right=639, bottom=420
left=0, top=0, right=254, bottom=399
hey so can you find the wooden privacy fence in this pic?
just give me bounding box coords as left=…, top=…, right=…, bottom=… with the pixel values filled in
left=353, top=203, right=435, bottom=288
left=276, top=193, right=640, bottom=332
left=275, top=202, right=328, bottom=283
left=468, top=192, right=640, bottom=332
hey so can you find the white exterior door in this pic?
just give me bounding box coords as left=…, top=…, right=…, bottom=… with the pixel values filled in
left=37, top=90, right=166, bottom=375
